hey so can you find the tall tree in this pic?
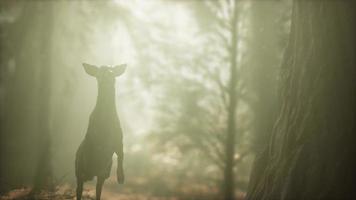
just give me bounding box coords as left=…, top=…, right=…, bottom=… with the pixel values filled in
left=0, top=1, right=54, bottom=192
left=32, top=1, right=54, bottom=191
left=247, top=1, right=356, bottom=199
left=1, top=1, right=43, bottom=190
left=223, top=1, right=239, bottom=199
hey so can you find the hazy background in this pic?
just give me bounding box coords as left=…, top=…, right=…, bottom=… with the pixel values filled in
left=0, top=0, right=291, bottom=199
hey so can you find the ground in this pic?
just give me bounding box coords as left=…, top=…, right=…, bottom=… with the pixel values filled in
left=0, top=176, right=246, bottom=200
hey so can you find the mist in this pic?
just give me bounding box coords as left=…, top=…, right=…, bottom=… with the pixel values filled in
left=1, top=1, right=355, bottom=200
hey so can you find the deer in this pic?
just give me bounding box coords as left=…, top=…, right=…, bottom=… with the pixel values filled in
left=75, top=63, right=126, bottom=200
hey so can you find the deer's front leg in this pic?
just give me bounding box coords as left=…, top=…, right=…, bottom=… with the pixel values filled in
left=96, top=176, right=105, bottom=200
left=116, top=140, right=125, bottom=184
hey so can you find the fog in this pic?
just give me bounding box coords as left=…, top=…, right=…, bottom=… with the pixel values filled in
left=2, top=0, right=332, bottom=199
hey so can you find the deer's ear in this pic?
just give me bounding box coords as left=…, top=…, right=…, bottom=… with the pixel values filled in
left=113, top=64, right=127, bottom=77
left=83, top=63, right=98, bottom=77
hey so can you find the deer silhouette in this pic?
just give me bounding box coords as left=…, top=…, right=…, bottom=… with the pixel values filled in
left=75, top=63, right=126, bottom=200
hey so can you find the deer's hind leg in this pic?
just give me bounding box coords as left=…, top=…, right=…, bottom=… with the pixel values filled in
left=115, top=139, right=125, bottom=184
left=76, top=178, right=84, bottom=200
left=96, top=176, right=105, bottom=200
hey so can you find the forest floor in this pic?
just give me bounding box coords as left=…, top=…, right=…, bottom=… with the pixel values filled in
left=0, top=186, right=246, bottom=200
left=0, top=186, right=180, bottom=200
left=0, top=176, right=246, bottom=200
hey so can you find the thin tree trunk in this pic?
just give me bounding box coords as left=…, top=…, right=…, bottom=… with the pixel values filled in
left=33, top=1, right=54, bottom=191
left=224, top=3, right=239, bottom=200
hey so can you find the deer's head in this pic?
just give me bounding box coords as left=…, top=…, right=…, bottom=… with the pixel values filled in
left=83, top=63, right=126, bottom=86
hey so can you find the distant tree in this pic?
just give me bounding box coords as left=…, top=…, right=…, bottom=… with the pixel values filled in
left=129, top=1, right=253, bottom=199
left=32, top=1, right=54, bottom=191
left=247, top=1, right=356, bottom=199
left=209, top=1, right=243, bottom=199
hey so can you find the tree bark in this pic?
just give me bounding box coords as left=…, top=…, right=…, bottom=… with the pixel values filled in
left=247, top=1, right=356, bottom=199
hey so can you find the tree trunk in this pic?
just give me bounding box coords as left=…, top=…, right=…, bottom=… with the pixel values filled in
left=247, top=1, right=356, bottom=199
left=224, top=3, right=239, bottom=200
left=33, top=1, right=54, bottom=191
left=1, top=1, right=46, bottom=191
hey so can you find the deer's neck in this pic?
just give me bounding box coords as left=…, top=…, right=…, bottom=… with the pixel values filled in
left=94, top=83, right=116, bottom=113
